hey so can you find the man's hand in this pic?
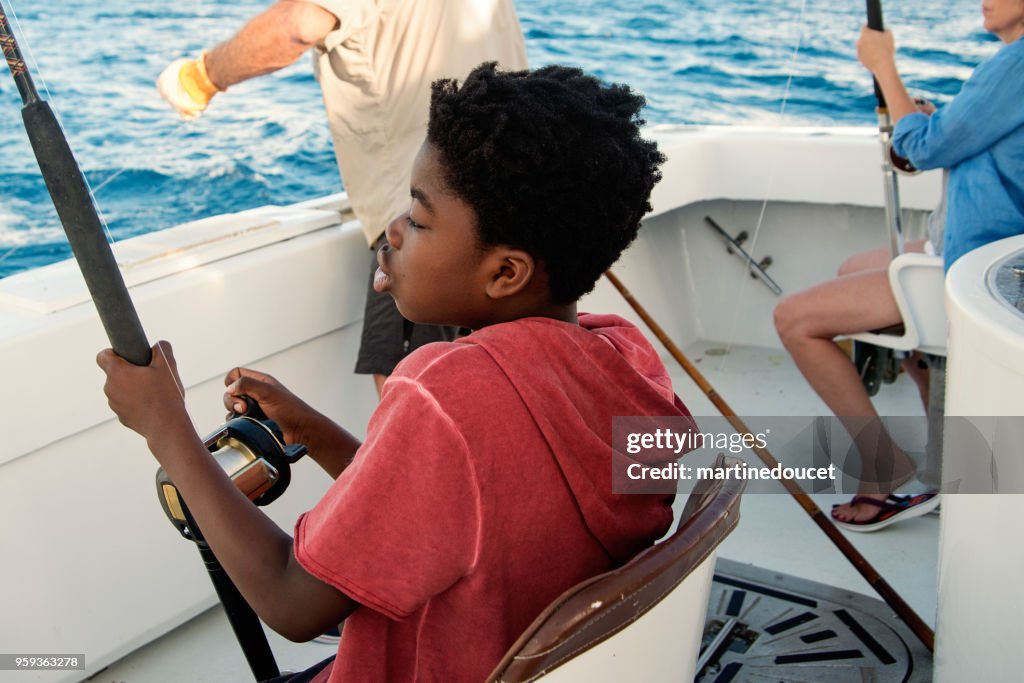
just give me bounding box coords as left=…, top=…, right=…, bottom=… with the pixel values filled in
left=157, top=54, right=223, bottom=120
left=914, top=97, right=936, bottom=115
left=856, top=25, right=917, bottom=122
left=857, top=26, right=897, bottom=77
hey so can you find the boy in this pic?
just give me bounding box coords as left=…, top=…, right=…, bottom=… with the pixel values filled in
left=98, top=62, right=691, bottom=682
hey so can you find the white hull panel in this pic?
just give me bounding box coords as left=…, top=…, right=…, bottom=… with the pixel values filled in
left=938, top=235, right=1024, bottom=682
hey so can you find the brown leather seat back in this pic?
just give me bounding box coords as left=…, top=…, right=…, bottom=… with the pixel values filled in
left=488, top=454, right=744, bottom=682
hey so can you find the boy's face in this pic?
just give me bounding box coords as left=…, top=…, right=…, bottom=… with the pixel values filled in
left=374, top=143, right=494, bottom=327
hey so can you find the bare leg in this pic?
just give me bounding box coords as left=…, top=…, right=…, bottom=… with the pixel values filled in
left=844, top=243, right=931, bottom=412
left=836, top=245, right=893, bottom=277
left=774, top=242, right=925, bottom=523
left=373, top=373, right=387, bottom=398
left=838, top=240, right=926, bottom=276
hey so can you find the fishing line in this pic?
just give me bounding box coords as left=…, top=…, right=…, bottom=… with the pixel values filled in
left=3, top=0, right=126, bottom=255
left=11, top=3, right=121, bottom=246
left=0, top=242, right=19, bottom=265
left=6, top=2, right=50, bottom=103
left=89, top=166, right=130, bottom=196
left=1, top=0, right=186, bottom=386
left=5, top=0, right=122, bottom=250
left=4, top=1, right=215, bottom=401
left=716, top=0, right=807, bottom=368
left=0, top=0, right=47, bottom=268
left=156, top=342, right=186, bottom=401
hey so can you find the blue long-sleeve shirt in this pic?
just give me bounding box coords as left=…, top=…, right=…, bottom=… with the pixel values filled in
left=893, top=37, right=1024, bottom=270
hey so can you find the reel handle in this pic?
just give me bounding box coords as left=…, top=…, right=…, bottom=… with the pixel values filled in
left=889, top=143, right=920, bottom=176
left=230, top=396, right=306, bottom=464
left=232, top=395, right=268, bottom=421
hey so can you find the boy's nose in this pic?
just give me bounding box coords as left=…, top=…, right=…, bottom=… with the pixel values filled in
left=384, top=213, right=404, bottom=248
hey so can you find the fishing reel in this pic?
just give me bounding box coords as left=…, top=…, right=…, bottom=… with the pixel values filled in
left=885, top=96, right=930, bottom=176
left=156, top=398, right=307, bottom=540
left=888, top=143, right=920, bottom=176
left=878, top=118, right=919, bottom=176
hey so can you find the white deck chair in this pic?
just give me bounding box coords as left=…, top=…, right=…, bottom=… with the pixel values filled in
left=487, top=455, right=744, bottom=683
left=849, top=251, right=948, bottom=357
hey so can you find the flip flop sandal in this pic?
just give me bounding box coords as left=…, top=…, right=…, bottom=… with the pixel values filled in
left=831, top=493, right=940, bottom=533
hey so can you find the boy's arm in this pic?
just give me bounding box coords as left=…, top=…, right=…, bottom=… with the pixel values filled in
left=154, top=426, right=358, bottom=640
left=97, top=343, right=358, bottom=640
left=291, top=414, right=362, bottom=479
left=224, top=367, right=360, bottom=479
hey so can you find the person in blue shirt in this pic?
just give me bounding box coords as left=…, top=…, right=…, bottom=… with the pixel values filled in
left=863, top=2, right=1024, bottom=269
left=773, top=0, right=1024, bottom=531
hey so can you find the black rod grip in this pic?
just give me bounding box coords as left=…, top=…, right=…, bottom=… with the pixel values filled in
left=197, top=543, right=281, bottom=681
left=182, top=502, right=280, bottom=682
left=866, top=0, right=885, bottom=30
left=865, top=0, right=887, bottom=108
left=22, top=100, right=152, bottom=366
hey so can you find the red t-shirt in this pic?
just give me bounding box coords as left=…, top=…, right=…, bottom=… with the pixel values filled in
left=293, top=314, right=690, bottom=681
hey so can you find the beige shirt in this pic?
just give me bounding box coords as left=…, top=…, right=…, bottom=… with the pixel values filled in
left=308, top=0, right=527, bottom=245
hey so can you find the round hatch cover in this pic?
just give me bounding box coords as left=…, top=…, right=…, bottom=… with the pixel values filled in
left=697, top=558, right=931, bottom=682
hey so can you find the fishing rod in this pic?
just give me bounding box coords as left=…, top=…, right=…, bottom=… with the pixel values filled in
left=866, top=0, right=910, bottom=259
left=603, top=270, right=935, bottom=652
left=0, top=5, right=291, bottom=679
left=0, top=3, right=150, bottom=365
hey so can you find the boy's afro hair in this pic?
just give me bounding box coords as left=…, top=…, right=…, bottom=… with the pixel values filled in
left=427, top=62, right=665, bottom=304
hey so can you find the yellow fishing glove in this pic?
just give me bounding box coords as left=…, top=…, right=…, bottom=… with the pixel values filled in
left=156, top=52, right=224, bottom=120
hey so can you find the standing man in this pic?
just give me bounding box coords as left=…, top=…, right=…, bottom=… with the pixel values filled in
left=158, top=0, right=527, bottom=395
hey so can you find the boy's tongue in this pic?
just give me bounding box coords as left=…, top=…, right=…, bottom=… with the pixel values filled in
left=373, top=267, right=392, bottom=293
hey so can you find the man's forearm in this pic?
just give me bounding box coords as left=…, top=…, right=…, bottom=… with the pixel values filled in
left=204, top=1, right=338, bottom=89
left=872, top=63, right=917, bottom=123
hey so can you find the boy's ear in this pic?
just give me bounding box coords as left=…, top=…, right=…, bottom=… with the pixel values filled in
left=485, top=247, right=535, bottom=300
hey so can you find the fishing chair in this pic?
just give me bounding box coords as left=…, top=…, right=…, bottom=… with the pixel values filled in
left=848, top=251, right=947, bottom=395
left=487, top=455, right=744, bottom=683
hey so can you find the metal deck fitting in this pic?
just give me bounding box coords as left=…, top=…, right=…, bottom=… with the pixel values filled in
left=697, top=559, right=932, bottom=682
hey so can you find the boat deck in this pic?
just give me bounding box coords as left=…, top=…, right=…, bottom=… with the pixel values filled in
left=90, top=339, right=939, bottom=682
left=672, top=338, right=939, bottom=627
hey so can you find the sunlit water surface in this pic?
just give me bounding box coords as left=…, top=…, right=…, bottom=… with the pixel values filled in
left=0, top=0, right=992, bottom=277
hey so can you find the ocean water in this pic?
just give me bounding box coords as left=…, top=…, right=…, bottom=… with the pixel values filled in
left=0, top=0, right=995, bottom=278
